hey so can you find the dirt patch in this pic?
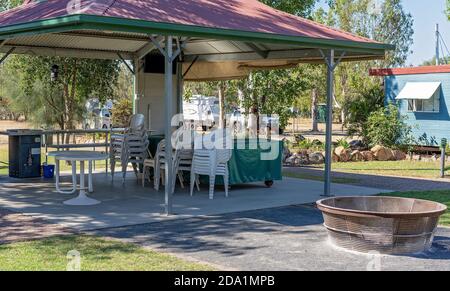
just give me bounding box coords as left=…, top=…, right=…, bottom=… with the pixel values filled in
left=0, top=208, right=74, bottom=244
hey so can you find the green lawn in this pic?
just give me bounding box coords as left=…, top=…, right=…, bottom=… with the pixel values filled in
left=0, top=235, right=213, bottom=271
left=311, top=160, right=448, bottom=179
left=382, top=190, right=450, bottom=226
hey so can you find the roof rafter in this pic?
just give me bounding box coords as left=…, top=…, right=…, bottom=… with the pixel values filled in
left=244, top=42, right=269, bottom=59
left=0, top=44, right=134, bottom=60
left=136, top=35, right=163, bottom=59
left=184, top=48, right=382, bottom=64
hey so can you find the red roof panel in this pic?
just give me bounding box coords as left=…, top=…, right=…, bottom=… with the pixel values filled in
left=369, top=65, right=450, bottom=76
left=0, top=0, right=379, bottom=44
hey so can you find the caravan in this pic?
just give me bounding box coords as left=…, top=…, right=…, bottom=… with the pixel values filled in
left=183, top=95, right=220, bottom=129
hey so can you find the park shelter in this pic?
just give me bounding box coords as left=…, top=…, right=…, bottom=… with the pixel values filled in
left=0, top=0, right=393, bottom=214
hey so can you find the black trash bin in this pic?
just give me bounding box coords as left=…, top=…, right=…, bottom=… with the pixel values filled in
left=8, top=130, right=43, bottom=178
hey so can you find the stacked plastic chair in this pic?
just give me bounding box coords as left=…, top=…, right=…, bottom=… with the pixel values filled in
left=110, top=114, right=149, bottom=183
left=190, top=129, right=232, bottom=199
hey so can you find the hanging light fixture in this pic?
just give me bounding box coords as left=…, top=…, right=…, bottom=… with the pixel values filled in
left=50, top=64, right=59, bottom=82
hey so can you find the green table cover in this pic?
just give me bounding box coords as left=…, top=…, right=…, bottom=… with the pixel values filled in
left=148, top=136, right=283, bottom=186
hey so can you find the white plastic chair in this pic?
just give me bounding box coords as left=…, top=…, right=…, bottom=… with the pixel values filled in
left=142, top=149, right=155, bottom=187
left=110, top=114, right=148, bottom=183
left=190, top=148, right=232, bottom=200
left=154, top=139, right=180, bottom=193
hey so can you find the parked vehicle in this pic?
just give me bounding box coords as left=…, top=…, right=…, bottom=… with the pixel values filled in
left=84, top=98, right=113, bottom=129
left=183, top=95, right=220, bottom=129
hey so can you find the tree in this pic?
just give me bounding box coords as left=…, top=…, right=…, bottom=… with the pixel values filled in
left=422, top=56, right=450, bottom=66
left=324, top=0, right=413, bottom=67
left=315, top=0, right=413, bottom=135
left=345, top=83, right=384, bottom=144
left=0, top=0, right=21, bottom=11
left=0, top=0, right=121, bottom=130
left=238, top=68, right=308, bottom=130
left=365, top=104, right=414, bottom=148
left=373, top=0, right=414, bottom=67
left=259, top=0, right=317, bottom=18
left=5, top=56, right=120, bottom=130
left=111, top=98, right=133, bottom=128
left=447, top=0, right=450, bottom=19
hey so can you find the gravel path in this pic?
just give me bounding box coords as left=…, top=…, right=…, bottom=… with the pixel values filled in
left=284, top=167, right=450, bottom=192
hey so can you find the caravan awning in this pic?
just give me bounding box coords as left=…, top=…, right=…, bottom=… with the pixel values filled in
left=396, top=82, right=441, bottom=100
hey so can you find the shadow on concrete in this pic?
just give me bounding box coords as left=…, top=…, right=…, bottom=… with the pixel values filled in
left=94, top=205, right=323, bottom=257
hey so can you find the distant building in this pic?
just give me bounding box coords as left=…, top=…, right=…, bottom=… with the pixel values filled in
left=370, top=65, right=450, bottom=146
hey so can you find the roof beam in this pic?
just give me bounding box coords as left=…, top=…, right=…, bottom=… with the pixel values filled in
left=0, top=47, right=15, bottom=65
left=184, top=48, right=381, bottom=63
left=184, top=49, right=322, bottom=62
left=136, top=35, right=164, bottom=59
left=244, top=42, right=269, bottom=59
left=0, top=44, right=134, bottom=60
left=117, top=53, right=135, bottom=75
left=57, top=32, right=149, bottom=42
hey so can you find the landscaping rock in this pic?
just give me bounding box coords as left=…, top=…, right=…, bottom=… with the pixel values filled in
left=332, top=152, right=340, bottom=163
left=309, top=152, right=325, bottom=164
left=322, top=151, right=340, bottom=163
left=335, top=146, right=351, bottom=162
left=282, top=146, right=291, bottom=163
left=392, top=150, right=407, bottom=161
left=298, top=155, right=310, bottom=165
left=351, top=150, right=365, bottom=162
left=361, top=151, right=375, bottom=161
left=296, top=149, right=309, bottom=156
left=371, top=145, right=394, bottom=161
left=349, top=140, right=366, bottom=151
left=285, top=155, right=296, bottom=166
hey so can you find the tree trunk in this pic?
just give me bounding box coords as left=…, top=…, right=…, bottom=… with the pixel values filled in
left=311, top=88, right=319, bottom=132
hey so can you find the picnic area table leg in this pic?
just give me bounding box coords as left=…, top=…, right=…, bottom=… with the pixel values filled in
left=88, top=160, right=93, bottom=193
left=55, top=159, right=77, bottom=195
left=64, top=160, right=101, bottom=206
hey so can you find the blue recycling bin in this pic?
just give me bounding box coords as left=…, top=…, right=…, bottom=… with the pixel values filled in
left=43, top=164, right=55, bottom=179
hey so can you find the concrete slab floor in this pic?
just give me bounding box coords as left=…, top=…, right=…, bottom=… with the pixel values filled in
left=0, top=173, right=390, bottom=231
left=93, top=205, right=450, bottom=271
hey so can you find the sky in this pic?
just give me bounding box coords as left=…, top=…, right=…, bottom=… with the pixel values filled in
left=404, top=0, right=450, bottom=66
left=316, top=0, right=450, bottom=66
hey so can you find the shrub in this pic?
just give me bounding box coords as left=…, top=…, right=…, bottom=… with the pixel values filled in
left=365, top=104, right=415, bottom=148
left=336, top=138, right=350, bottom=149
left=345, top=85, right=384, bottom=143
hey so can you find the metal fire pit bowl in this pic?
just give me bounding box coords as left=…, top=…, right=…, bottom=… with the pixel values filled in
left=317, top=196, right=447, bottom=255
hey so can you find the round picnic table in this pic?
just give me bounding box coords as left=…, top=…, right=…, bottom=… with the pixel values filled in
left=48, top=151, right=108, bottom=206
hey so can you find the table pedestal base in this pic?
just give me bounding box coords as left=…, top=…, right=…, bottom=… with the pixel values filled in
left=63, top=160, right=99, bottom=206
left=64, top=190, right=100, bottom=206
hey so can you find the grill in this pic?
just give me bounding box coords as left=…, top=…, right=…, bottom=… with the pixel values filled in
left=317, top=196, right=447, bottom=254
